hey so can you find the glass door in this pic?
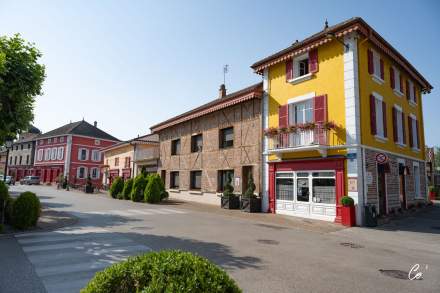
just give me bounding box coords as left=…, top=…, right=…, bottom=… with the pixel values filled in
left=296, top=172, right=310, bottom=202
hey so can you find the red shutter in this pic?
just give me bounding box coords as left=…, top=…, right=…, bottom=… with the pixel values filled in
left=309, top=49, right=318, bottom=73
left=390, top=67, right=395, bottom=89
left=380, top=59, right=384, bottom=80
left=367, top=49, right=374, bottom=74
left=415, top=120, right=419, bottom=149
left=405, top=80, right=410, bottom=100
left=382, top=101, right=387, bottom=138
left=314, top=95, right=327, bottom=144
left=278, top=104, right=289, bottom=127
left=392, top=107, right=397, bottom=142
left=370, top=95, right=377, bottom=135
left=285, top=60, right=293, bottom=81
left=399, top=74, right=403, bottom=93
left=413, top=85, right=417, bottom=104
left=408, top=116, right=413, bottom=148
left=402, top=112, right=406, bottom=145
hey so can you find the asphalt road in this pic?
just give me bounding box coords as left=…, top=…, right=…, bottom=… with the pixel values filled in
left=1, top=185, right=439, bottom=293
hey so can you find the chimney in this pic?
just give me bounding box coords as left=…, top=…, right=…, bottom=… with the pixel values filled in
left=218, top=84, right=226, bottom=99
left=94, top=121, right=97, bottom=127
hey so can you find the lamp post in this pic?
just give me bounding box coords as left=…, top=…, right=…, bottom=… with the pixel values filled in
left=3, top=140, right=13, bottom=181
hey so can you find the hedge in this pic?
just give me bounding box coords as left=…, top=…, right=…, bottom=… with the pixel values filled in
left=109, top=177, right=124, bottom=199
left=131, top=174, right=148, bottom=202
left=12, top=192, right=41, bottom=229
left=121, top=178, right=134, bottom=200
left=81, top=250, right=241, bottom=293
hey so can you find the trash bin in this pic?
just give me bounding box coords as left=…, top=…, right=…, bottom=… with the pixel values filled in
left=364, top=205, right=378, bottom=227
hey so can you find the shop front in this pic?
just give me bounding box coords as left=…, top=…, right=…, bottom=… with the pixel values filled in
left=269, top=158, right=345, bottom=222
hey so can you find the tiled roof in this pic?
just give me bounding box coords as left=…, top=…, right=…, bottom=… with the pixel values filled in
left=37, top=120, right=120, bottom=141
left=150, top=82, right=263, bottom=133
left=100, top=133, right=159, bottom=152
left=251, top=17, right=432, bottom=92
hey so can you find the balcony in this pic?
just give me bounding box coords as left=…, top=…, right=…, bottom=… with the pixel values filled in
left=133, top=147, right=159, bottom=162
left=266, top=127, right=329, bottom=157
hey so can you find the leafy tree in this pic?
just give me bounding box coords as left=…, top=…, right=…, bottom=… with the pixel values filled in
left=0, top=34, right=45, bottom=144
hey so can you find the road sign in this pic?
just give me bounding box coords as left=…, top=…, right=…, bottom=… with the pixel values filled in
left=375, top=153, right=388, bottom=164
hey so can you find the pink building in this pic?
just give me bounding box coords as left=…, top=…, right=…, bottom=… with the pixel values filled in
left=33, top=120, right=119, bottom=186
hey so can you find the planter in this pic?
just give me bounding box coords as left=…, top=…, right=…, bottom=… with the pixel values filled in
left=85, top=185, right=94, bottom=194
left=240, top=197, right=261, bottom=213
left=221, top=196, right=239, bottom=209
left=429, top=191, right=436, bottom=201
left=341, top=205, right=356, bottom=227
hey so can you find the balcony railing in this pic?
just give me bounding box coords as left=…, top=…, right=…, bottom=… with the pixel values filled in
left=267, top=128, right=329, bottom=151
left=134, top=148, right=159, bottom=161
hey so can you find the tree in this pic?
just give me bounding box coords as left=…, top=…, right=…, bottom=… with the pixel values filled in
left=0, top=34, right=45, bottom=144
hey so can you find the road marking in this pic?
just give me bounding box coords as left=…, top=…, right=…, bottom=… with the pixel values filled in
left=15, top=228, right=151, bottom=293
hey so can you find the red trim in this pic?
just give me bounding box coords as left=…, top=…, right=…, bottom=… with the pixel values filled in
left=285, top=60, right=293, bottom=81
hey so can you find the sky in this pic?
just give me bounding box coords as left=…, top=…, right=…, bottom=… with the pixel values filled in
left=0, top=0, right=439, bottom=145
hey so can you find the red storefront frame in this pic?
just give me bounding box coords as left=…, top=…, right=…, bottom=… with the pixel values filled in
left=268, top=157, right=345, bottom=223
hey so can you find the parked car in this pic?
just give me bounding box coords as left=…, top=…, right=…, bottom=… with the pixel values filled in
left=20, top=176, right=40, bottom=185
left=1, top=175, right=15, bottom=185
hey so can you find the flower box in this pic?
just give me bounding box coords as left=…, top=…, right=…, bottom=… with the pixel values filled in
left=221, top=196, right=240, bottom=209
left=341, top=206, right=356, bottom=227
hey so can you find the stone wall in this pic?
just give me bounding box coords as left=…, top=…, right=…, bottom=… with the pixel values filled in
left=158, top=98, right=262, bottom=201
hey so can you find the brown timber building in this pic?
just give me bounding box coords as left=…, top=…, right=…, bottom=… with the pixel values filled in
left=150, top=83, right=263, bottom=205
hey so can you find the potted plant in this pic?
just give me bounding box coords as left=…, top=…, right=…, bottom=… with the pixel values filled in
left=321, top=121, right=338, bottom=131
left=340, top=195, right=356, bottom=226
left=85, top=175, right=94, bottom=194
left=240, top=173, right=261, bottom=213
left=263, top=127, right=279, bottom=137
left=429, top=186, right=437, bottom=201
left=220, top=174, right=239, bottom=209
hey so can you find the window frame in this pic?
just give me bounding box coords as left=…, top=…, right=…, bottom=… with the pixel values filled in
left=91, top=149, right=101, bottom=162
left=410, top=114, right=419, bottom=150
left=219, top=127, right=234, bottom=149
left=78, top=148, right=89, bottom=161
left=90, top=167, right=99, bottom=179
left=191, top=134, right=203, bottom=153
left=392, top=66, right=404, bottom=97
left=170, top=171, right=180, bottom=189
left=371, top=49, right=384, bottom=84
left=171, top=139, right=181, bottom=156
left=190, top=170, right=202, bottom=190
left=77, top=166, right=87, bottom=179
left=394, top=105, right=405, bottom=146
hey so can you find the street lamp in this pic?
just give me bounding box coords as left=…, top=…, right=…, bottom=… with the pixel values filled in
left=3, top=139, right=13, bottom=181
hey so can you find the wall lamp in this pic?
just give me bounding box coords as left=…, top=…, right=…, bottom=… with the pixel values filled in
left=326, top=32, right=349, bottom=52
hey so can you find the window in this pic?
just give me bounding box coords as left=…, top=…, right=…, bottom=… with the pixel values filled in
left=20, top=144, right=23, bottom=150
left=124, top=156, right=131, bottom=168
left=409, top=115, right=419, bottom=149
left=115, top=157, right=119, bottom=166
left=288, top=99, right=313, bottom=125
left=190, top=171, right=202, bottom=190
left=57, top=147, right=64, bottom=160
left=44, top=148, right=50, bottom=161
left=191, top=134, right=203, bottom=152
left=297, top=174, right=309, bottom=202
left=394, top=106, right=405, bottom=145
left=90, top=167, right=99, bottom=179
left=15, top=145, right=18, bottom=150
left=14, top=156, right=17, bottom=165
left=276, top=172, right=294, bottom=201
left=60, top=136, right=64, bottom=143
left=26, top=155, right=29, bottom=165
left=392, top=67, right=403, bottom=95
left=50, top=147, right=57, bottom=160
left=407, top=80, right=416, bottom=104
left=171, top=139, right=181, bottom=155
left=9, top=157, right=12, bottom=165
left=27, top=143, right=31, bottom=149
left=77, top=167, right=87, bottom=179
left=170, top=171, right=180, bottom=189
left=91, top=150, right=101, bottom=161
left=78, top=148, right=88, bottom=161
left=218, top=170, right=234, bottom=192
left=413, top=164, right=421, bottom=198
left=53, top=137, right=58, bottom=143
left=294, top=54, right=309, bottom=78
left=374, top=95, right=385, bottom=138
left=368, top=49, right=383, bottom=82
left=312, top=172, right=336, bottom=204
left=19, top=156, right=22, bottom=165
left=48, top=138, right=51, bottom=144
left=219, top=127, right=233, bottom=148
left=37, top=149, right=43, bottom=161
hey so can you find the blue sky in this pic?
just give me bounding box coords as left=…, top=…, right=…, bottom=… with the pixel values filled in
left=1, top=0, right=439, bottom=145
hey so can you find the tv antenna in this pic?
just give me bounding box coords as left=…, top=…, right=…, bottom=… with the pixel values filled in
left=223, top=64, right=229, bottom=85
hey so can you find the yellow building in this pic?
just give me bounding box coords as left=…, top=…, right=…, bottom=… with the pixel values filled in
left=101, top=134, right=159, bottom=186
left=251, top=17, right=432, bottom=225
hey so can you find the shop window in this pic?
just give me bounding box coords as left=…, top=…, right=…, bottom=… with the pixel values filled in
left=217, top=170, right=234, bottom=192
left=219, top=127, right=233, bottom=149
left=171, top=139, right=181, bottom=155
left=190, top=170, right=202, bottom=190
left=191, top=134, right=203, bottom=152
left=170, top=171, right=179, bottom=189
left=312, top=172, right=336, bottom=204
left=275, top=173, right=294, bottom=201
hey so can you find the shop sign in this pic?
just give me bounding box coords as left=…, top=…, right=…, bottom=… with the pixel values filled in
left=347, top=152, right=357, bottom=160
left=375, top=153, right=388, bottom=164
left=366, top=172, right=373, bottom=185
left=348, top=177, right=357, bottom=192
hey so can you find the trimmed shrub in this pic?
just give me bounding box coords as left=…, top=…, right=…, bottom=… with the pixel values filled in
left=12, top=192, right=41, bottom=229
left=131, top=174, right=148, bottom=202
left=222, top=174, right=235, bottom=198
left=109, top=177, right=124, bottom=199
left=144, top=174, right=163, bottom=203
left=242, top=172, right=256, bottom=198
left=81, top=250, right=241, bottom=293
left=341, top=196, right=354, bottom=207
left=0, top=180, right=9, bottom=201
left=121, top=178, right=134, bottom=200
